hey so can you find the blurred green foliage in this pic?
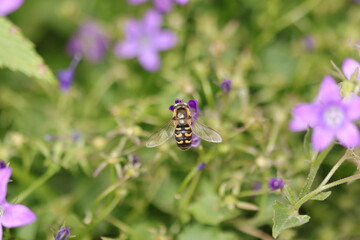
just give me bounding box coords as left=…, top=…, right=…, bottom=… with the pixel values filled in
left=1, top=0, right=360, bottom=239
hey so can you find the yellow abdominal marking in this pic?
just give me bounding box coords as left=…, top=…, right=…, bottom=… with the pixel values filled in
left=185, top=140, right=191, bottom=143
left=175, top=127, right=182, bottom=130
left=185, top=132, right=192, bottom=137
left=185, top=127, right=190, bottom=130
left=177, top=140, right=184, bottom=144
left=175, top=133, right=182, bottom=137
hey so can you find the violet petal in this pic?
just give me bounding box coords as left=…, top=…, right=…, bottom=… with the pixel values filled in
left=289, top=117, right=308, bottom=132
left=191, top=134, right=201, bottom=147
left=1, top=203, right=36, bottom=228
left=315, top=76, right=341, bottom=104
left=188, top=100, right=199, bottom=119
left=55, top=226, right=71, bottom=240
left=292, top=103, right=321, bottom=127
left=342, top=58, right=360, bottom=81
left=138, top=49, right=161, bottom=72
left=154, top=30, right=177, bottom=51
left=57, top=68, right=75, bottom=92
left=114, top=41, right=138, bottom=59
left=175, top=0, right=188, bottom=5
left=0, top=0, right=24, bottom=16
left=143, top=9, right=162, bottom=33
left=336, top=122, right=360, bottom=148
left=344, top=95, right=360, bottom=121
left=311, top=126, right=335, bottom=151
left=153, top=0, right=174, bottom=13
left=0, top=168, right=11, bottom=202
left=125, top=20, right=142, bottom=40
left=127, top=0, right=148, bottom=4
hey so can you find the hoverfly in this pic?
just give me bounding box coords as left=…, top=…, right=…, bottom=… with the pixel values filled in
left=146, top=101, right=222, bottom=150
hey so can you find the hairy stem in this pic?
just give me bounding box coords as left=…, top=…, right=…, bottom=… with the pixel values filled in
left=295, top=173, right=360, bottom=209
left=298, top=142, right=334, bottom=199
left=13, top=165, right=59, bottom=203
left=318, top=154, right=349, bottom=188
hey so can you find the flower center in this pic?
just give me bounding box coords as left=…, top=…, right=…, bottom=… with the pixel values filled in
left=0, top=205, right=6, bottom=218
left=139, top=36, right=151, bottom=48
left=322, top=105, right=345, bottom=129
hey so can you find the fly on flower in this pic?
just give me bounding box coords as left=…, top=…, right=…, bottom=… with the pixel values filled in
left=146, top=99, right=222, bottom=150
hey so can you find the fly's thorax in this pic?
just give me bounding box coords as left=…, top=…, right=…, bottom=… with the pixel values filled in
left=173, top=104, right=191, bottom=125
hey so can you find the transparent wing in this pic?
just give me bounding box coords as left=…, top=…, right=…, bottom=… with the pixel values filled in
left=146, top=120, right=175, bottom=148
left=192, top=119, right=222, bottom=143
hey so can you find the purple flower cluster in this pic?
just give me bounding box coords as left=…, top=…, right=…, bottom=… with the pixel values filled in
left=57, top=21, right=109, bottom=92
left=220, top=78, right=232, bottom=93
left=128, top=0, right=188, bottom=13
left=55, top=226, right=71, bottom=240
left=67, top=21, right=109, bottom=64
left=57, top=54, right=81, bottom=92
left=0, top=161, right=36, bottom=239
left=290, top=76, right=360, bottom=151
left=303, top=35, right=315, bottom=52
left=197, top=162, right=206, bottom=171
left=169, top=98, right=199, bottom=120
left=169, top=98, right=201, bottom=148
left=114, top=9, right=176, bottom=72
left=268, top=178, right=284, bottom=191
left=0, top=0, right=24, bottom=16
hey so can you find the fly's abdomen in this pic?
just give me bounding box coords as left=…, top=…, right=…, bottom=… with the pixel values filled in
left=175, top=124, right=192, bottom=150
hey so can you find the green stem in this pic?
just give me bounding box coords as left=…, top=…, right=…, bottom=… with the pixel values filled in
left=13, top=165, right=59, bottom=203
left=295, top=174, right=360, bottom=209
left=318, top=154, right=349, bottom=188
left=237, top=189, right=273, bottom=198
left=178, top=172, right=201, bottom=213
left=298, top=142, right=334, bottom=199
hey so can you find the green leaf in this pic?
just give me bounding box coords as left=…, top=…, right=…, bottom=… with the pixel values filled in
left=283, top=185, right=297, bottom=204
left=178, top=224, right=237, bottom=240
left=272, top=201, right=310, bottom=238
left=310, top=191, right=331, bottom=201
left=330, top=60, right=347, bottom=82
left=0, top=17, right=55, bottom=82
left=188, top=193, right=237, bottom=226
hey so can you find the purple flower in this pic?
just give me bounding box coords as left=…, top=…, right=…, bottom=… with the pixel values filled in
left=55, top=226, right=71, bottom=240
left=0, top=0, right=24, bottom=16
left=57, top=68, right=75, bottom=92
left=251, top=182, right=261, bottom=199
left=67, top=21, right=109, bottom=63
left=0, top=161, right=6, bottom=169
left=72, top=131, right=82, bottom=141
left=128, top=0, right=188, bottom=13
left=303, top=35, right=315, bottom=52
left=342, top=58, right=360, bottom=81
left=169, top=98, right=200, bottom=120
left=289, top=76, right=360, bottom=150
left=114, top=9, right=177, bottom=72
left=187, top=100, right=199, bottom=120
left=191, top=134, right=201, bottom=147
left=196, top=162, right=206, bottom=171
left=0, top=168, right=36, bottom=238
left=220, top=78, right=232, bottom=93
left=268, top=178, right=284, bottom=191
left=132, top=154, right=140, bottom=165
left=57, top=54, right=81, bottom=92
